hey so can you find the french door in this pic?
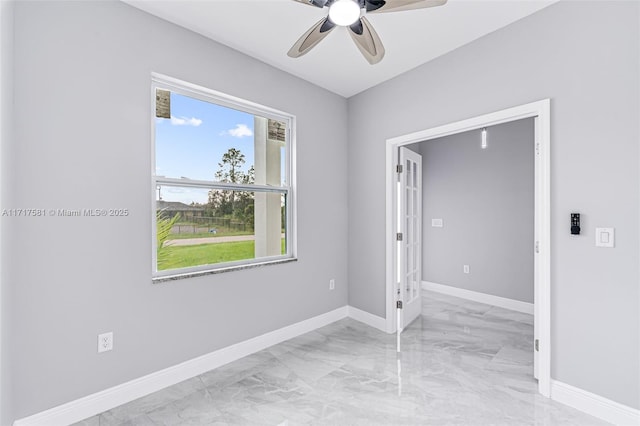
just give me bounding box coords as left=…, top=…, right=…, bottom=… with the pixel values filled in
left=397, top=147, right=422, bottom=331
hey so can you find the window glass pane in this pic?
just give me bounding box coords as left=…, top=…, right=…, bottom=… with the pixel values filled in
left=156, top=185, right=286, bottom=271
left=413, top=161, right=417, bottom=187
left=155, top=91, right=286, bottom=187
left=406, top=188, right=410, bottom=214
left=406, top=160, right=410, bottom=185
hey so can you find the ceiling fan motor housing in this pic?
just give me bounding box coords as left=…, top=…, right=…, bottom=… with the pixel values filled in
left=307, top=0, right=385, bottom=10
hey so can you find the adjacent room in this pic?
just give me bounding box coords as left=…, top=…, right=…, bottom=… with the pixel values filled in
left=0, top=0, right=638, bottom=425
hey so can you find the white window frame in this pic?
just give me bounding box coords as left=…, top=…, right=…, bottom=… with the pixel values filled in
left=151, top=73, right=297, bottom=281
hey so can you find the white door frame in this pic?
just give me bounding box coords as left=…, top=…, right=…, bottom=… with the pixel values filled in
left=384, top=99, right=551, bottom=397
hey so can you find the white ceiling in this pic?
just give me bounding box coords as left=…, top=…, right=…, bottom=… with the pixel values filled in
left=123, top=0, right=558, bottom=98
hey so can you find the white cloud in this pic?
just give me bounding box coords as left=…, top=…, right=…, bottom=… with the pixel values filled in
left=170, top=116, right=203, bottom=127
left=222, top=124, right=253, bottom=138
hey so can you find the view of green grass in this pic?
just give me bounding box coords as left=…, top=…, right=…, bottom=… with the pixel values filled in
left=159, top=241, right=254, bottom=270
left=158, top=239, right=286, bottom=270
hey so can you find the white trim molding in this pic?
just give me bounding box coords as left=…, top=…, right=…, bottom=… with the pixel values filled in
left=551, top=380, right=640, bottom=426
left=385, top=99, right=551, bottom=396
left=12, top=302, right=637, bottom=426
left=347, top=306, right=387, bottom=332
left=13, top=304, right=392, bottom=426
left=422, top=281, right=534, bottom=315
left=13, top=307, right=349, bottom=426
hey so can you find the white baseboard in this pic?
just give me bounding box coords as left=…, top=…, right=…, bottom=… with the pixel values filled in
left=13, top=303, right=638, bottom=426
left=551, top=380, right=640, bottom=425
left=422, top=281, right=534, bottom=315
left=13, top=306, right=349, bottom=426
left=347, top=306, right=387, bottom=332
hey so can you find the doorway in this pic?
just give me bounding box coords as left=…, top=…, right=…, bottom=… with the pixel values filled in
left=384, top=99, right=551, bottom=397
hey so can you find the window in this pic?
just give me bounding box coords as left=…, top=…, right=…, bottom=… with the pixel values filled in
left=152, top=74, right=295, bottom=280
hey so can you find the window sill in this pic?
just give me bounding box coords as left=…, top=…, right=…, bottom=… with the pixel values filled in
left=152, top=257, right=298, bottom=284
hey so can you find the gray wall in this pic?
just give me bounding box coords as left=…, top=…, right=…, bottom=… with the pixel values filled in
left=9, top=0, right=348, bottom=420
left=420, top=119, right=534, bottom=303
left=0, top=1, right=14, bottom=424
left=348, top=1, right=639, bottom=410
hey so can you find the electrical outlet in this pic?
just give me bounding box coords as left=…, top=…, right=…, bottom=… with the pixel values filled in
left=463, top=265, right=470, bottom=274
left=98, top=332, right=113, bottom=353
left=329, top=279, right=335, bottom=290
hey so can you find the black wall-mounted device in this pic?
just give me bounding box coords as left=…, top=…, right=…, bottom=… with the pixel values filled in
left=571, top=213, right=580, bottom=235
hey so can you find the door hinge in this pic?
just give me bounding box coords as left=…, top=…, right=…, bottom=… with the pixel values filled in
left=396, top=164, right=403, bottom=173
left=535, top=241, right=540, bottom=254
left=396, top=300, right=403, bottom=309
left=536, top=143, right=540, bottom=155
left=535, top=339, right=539, bottom=352
left=396, top=233, right=403, bottom=241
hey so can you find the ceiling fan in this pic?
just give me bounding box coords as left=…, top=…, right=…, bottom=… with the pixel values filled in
left=288, top=0, right=447, bottom=65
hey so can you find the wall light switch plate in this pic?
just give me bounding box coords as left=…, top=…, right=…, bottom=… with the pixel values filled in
left=432, top=218, right=443, bottom=228
left=595, top=228, right=614, bottom=248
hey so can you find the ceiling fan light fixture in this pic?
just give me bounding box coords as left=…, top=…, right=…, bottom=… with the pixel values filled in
left=328, top=0, right=361, bottom=26
left=289, top=0, right=448, bottom=64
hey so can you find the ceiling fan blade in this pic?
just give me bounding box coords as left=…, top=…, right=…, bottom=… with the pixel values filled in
left=288, top=17, right=336, bottom=58
left=368, top=0, right=447, bottom=14
left=348, top=17, right=385, bottom=65
left=364, top=0, right=386, bottom=12
left=291, top=0, right=329, bottom=8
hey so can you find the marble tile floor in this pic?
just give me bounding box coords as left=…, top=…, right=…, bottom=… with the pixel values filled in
left=74, top=291, right=608, bottom=425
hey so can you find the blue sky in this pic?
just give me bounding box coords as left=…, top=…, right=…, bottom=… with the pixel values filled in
left=156, top=92, right=256, bottom=204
